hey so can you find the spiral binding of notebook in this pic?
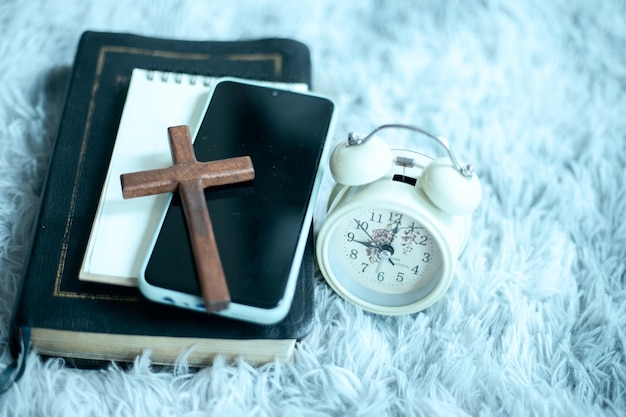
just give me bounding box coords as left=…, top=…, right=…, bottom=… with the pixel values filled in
left=143, top=69, right=307, bottom=91
left=145, top=69, right=215, bottom=86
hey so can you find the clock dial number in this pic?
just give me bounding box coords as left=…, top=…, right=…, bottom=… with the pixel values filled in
left=337, top=209, right=442, bottom=294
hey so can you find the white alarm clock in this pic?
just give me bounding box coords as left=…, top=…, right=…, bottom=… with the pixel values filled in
left=316, top=124, right=482, bottom=315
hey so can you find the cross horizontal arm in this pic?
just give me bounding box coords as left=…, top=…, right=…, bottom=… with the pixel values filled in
left=120, top=156, right=254, bottom=199
left=120, top=166, right=180, bottom=198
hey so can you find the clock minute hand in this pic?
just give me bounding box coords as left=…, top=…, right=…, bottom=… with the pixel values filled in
left=353, top=219, right=395, bottom=266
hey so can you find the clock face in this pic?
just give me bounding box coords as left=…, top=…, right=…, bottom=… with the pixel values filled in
left=333, top=208, right=442, bottom=295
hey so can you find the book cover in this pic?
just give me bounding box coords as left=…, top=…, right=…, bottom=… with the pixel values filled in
left=8, top=31, right=316, bottom=367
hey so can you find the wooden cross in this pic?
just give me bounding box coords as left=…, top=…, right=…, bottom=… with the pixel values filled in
left=120, top=125, right=255, bottom=312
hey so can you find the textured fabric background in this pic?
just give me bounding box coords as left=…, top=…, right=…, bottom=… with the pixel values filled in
left=1, top=1, right=625, bottom=415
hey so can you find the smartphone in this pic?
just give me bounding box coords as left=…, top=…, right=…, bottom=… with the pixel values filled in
left=138, top=78, right=336, bottom=324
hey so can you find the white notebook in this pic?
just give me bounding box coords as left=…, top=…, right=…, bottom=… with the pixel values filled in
left=80, top=68, right=306, bottom=286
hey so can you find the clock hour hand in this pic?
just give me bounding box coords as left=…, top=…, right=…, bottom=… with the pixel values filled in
left=353, top=239, right=377, bottom=248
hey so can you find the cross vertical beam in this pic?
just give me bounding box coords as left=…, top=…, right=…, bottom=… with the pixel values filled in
left=120, top=125, right=255, bottom=312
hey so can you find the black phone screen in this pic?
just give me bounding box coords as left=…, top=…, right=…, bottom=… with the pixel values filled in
left=144, top=80, right=334, bottom=309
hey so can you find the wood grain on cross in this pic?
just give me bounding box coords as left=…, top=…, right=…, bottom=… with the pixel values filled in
left=120, top=125, right=255, bottom=312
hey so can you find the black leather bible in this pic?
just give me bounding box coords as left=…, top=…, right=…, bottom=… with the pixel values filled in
left=7, top=32, right=316, bottom=369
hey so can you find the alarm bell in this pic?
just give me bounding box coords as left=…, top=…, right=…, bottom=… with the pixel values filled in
left=328, top=123, right=481, bottom=215
left=329, top=134, right=393, bottom=186
left=419, top=157, right=482, bottom=215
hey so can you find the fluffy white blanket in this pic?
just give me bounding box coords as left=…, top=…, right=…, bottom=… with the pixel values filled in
left=1, top=0, right=624, bottom=415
